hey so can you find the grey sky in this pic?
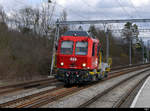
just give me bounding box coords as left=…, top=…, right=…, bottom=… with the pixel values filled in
left=1, top=0, right=150, bottom=20
left=0, top=0, right=150, bottom=41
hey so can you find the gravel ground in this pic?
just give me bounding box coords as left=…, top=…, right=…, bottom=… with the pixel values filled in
left=87, top=70, right=150, bottom=107
left=42, top=67, right=150, bottom=108
left=0, top=86, right=56, bottom=105
left=0, top=76, right=52, bottom=87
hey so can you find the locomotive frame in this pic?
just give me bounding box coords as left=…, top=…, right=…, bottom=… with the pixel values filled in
left=50, top=20, right=111, bottom=85
left=54, top=31, right=110, bottom=84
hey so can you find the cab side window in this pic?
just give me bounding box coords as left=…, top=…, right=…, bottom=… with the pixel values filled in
left=92, top=43, right=95, bottom=56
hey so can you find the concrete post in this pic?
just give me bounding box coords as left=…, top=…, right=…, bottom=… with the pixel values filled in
left=129, top=38, right=132, bottom=66
left=50, top=19, right=60, bottom=76
left=106, top=28, right=109, bottom=63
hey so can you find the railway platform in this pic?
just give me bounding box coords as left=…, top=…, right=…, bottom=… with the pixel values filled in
left=131, top=76, right=150, bottom=108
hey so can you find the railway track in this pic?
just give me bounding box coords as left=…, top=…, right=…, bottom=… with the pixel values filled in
left=0, top=63, right=150, bottom=108
left=0, top=63, right=148, bottom=96
left=0, top=77, right=58, bottom=96
left=111, top=63, right=150, bottom=71
left=112, top=74, right=149, bottom=108
left=79, top=68, right=150, bottom=108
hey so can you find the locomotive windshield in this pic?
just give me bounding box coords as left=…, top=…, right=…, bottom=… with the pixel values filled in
left=75, top=42, right=88, bottom=55
left=60, top=41, right=73, bottom=55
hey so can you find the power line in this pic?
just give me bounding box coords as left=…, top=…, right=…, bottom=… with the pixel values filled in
left=13, top=0, right=28, bottom=7
left=128, top=0, right=142, bottom=18
left=116, top=0, right=133, bottom=18
left=81, top=0, right=113, bottom=19
left=53, top=1, right=87, bottom=20
left=129, top=0, right=150, bottom=29
left=128, top=0, right=150, bottom=30
left=13, top=0, right=25, bottom=5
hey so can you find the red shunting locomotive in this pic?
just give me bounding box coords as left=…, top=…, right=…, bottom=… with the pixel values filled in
left=55, top=31, right=109, bottom=85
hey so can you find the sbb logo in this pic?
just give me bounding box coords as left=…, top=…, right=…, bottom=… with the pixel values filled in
left=70, top=57, right=77, bottom=61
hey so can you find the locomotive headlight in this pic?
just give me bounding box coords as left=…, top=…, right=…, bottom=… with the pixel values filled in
left=60, top=62, right=64, bottom=66
left=82, top=63, right=86, bottom=67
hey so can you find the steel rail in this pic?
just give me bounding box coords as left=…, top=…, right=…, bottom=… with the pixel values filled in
left=0, top=86, right=64, bottom=108
left=0, top=63, right=148, bottom=96
left=78, top=69, right=150, bottom=108
left=112, top=74, right=150, bottom=108
left=0, top=80, right=58, bottom=96
left=0, top=78, right=58, bottom=95
left=0, top=78, right=56, bottom=89
left=0, top=64, right=150, bottom=108
left=11, top=64, right=150, bottom=108
left=17, top=87, right=82, bottom=108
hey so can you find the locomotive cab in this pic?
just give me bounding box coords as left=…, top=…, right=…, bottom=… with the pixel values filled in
left=55, top=31, right=105, bottom=84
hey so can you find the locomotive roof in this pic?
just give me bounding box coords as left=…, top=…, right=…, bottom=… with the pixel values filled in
left=63, top=31, right=90, bottom=37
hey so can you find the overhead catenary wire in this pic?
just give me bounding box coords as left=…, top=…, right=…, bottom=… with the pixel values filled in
left=127, top=0, right=143, bottom=30
left=3, top=0, right=150, bottom=28
left=52, top=1, right=87, bottom=20
left=81, top=0, right=115, bottom=31
left=128, top=0, right=142, bottom=18
left=81, top=0, right=113, bottom=20
left=13, top=0, right=26, bottom=6
left=13, top=0, right=32, bottom=9
left=116, top=0, right=135, bottom=34
left=116, top=0, right=133, bottom=18
left=128, top=0, right=150, bottom=37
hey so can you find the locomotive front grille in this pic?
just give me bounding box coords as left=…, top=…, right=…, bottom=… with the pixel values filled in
left=69, top=63, right=76, bottom=68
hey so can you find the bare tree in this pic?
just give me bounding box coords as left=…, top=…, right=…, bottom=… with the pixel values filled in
left=59, top=10, right=69, bottom=35
left=0, top=6, right=7, bottom=23
left=2, top=1, right=56, bottom=37
left=39, top=1, right=56, bottom=38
